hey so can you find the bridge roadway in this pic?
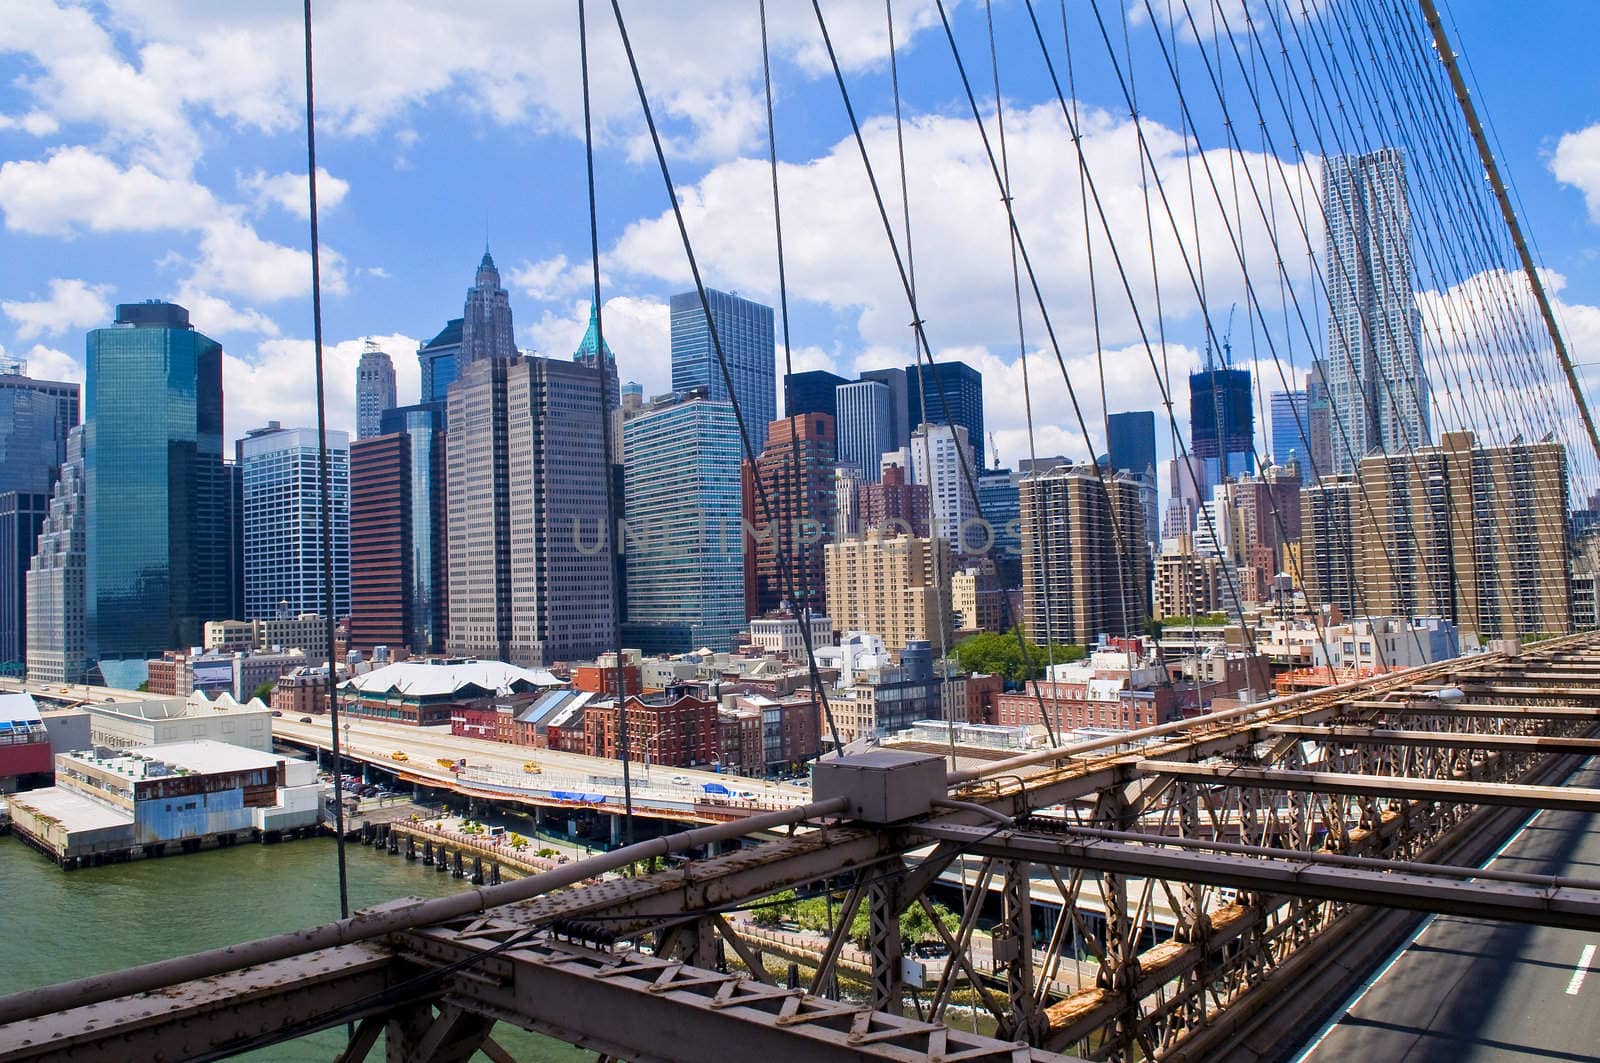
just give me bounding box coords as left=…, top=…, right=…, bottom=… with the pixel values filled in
left=272, top=714, right=813, bottom=819
left=1295, top=755, right=1600, bottom=1063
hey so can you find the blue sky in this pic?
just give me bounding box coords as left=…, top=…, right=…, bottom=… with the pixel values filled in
left=0, top=0, right=1596, bottom=489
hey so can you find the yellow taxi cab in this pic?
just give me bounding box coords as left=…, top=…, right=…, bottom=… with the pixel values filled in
left=390, top=750, right=409, bottom=762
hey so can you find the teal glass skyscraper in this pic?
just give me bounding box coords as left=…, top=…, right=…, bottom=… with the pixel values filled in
left=621, top=390, right=745, bottom=654
left=85, top=302, right=232, bottom=664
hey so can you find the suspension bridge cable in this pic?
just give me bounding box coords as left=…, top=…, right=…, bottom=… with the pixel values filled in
left=577, top=0, right=634, bottom=845
left=300, top=0, right=349, bottom=921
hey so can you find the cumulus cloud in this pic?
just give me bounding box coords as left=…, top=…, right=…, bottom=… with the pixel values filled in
left=1552, top=123, right=1600, bottom=224
left=525, top=295, right=671, bottom=395
left=16, top=343, right=85, bottom=385
left=240, top=168, right=350, bottom=220
left=225, top=332, right=421, bottom=445
left=509, top=254, right=598, bottom=303
left=0, top=147, right=218, bottom=235
left=2, top=278, right=114, bottom=340
left=0, top=111, right=60, bottom=136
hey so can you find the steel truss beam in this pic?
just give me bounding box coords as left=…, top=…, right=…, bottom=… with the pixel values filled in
left=0, top=945, right=405, bottom=1062
left=1138, top=760, right=1600, bottom=812
left=913, top=823, right=1600, bottom=931
left=399, top=921, right=1061, bottom=1062
left=1264, top=724, right=1600, bottom=753
left=1349, top=701, right=1600, bottom=719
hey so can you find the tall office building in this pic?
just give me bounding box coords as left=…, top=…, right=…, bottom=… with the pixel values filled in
left=976, top=467, right=1021, bottom=563
left=859, top=367, right=912, bottom=450
left=1300, top=477, right=1360, bottom=619
left=742, top=413, right=836, bottom=618
left=380, top=404, right=446, bottom=654
left=349, top=432, right=408, bottom=653
left=355, top=340, right=397, bottom=441
left=851, top=464, right=930, bottom=539
left=1323, top=148, right=1428, bottom=474
left=85, top=302, right=233, bottom=664
left=460, top=248, right=517, bottom=369
left=1019, top=465, right=1149, bottom=645
left=26, top=426, right=86, bottom=683
left=910, top=423, right=979, bottom=553
left=417, top=318, right=462, bottom=409
left=785, top=369, right=849, bottom=420
left=1189, top=364, right=1254, bottom=490
left=237, top=423, right=350, bottom=621
left=1106, top=410, right=1157, bottom=479
left=835, top=379, right=894, bottom=481
left=0, top=367, right=78, bottom=667
left=906, top=360, right=985, bottom=471
left=1269, top=388, right=1312, bottom=470
left=824, top=529, right=952, bottom=652
left=671, top=288, right=775, bottom=452
left=445, top=355, right=614, bottom=666
left=1307, top=358, right=1333, bottom=476
left=621, top=390, right=745, bottom=653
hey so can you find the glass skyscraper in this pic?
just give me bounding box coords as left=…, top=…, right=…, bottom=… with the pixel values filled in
left=85, top=301, right=233, bottom=662
left=785, top=369, right=849, bottom=420
left=0, top=366, right=78, bottom=668
left=417, top=318, right=462, bottom=409
left=379, top=404, right=445, bottom=654
left=622, top=391, right=745, bottom=653
left=1106, top=410, right=1157, bottom=478
left=906, top=360, right=985, bottom=471
left=670, top=288, right=775, bottom=453
left=1322, top=148, right=1428, bottom=474
left=237, top=423, right=350, bottom=621
left=835, top=379, right=894, bottom=482
left=1189, top=365, right=1255, bottom=491
left=1269, top=388, right=1313, bottom=470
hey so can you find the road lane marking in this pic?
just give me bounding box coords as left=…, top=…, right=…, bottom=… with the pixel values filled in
left=1568, top=943, right=1596, bottom=996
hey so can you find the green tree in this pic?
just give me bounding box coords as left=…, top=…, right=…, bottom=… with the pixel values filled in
left=250, top=680, right=276, bottom=703
left=847, top=899, right=960, bottom=948
left=752, top=890, right=803, bottom=929
left=953, top=629, right=1084, bottom=685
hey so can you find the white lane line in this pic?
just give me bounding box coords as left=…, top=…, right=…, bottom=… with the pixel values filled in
left=1568, top=943, right=1597, bottom=996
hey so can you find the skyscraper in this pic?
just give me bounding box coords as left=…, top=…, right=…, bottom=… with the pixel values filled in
left=1019, top=465, right=1149, bottom=645
left=446, top=355, right=614, bottom=666
left=671, top=289, right=775, bottom=452
left=1307, top=358, right=1333, bottom=476
left=237, top=423, right=350, bottom=621
left=859, top=367, right=912, bottom=450
left=1269, top=388, right=1312, bottom=469
left=355, top=340, right=397, bottom=440
left=906, top=360, right=985, bottom=471
left=572, top=301, right=621, bottom=412
left=85, top=302, right=233, bottom=664
left=349, top=432, right=409, bottom=654
left=1322, top=148, right=1428, bottom=474
left=743, top=413, right=836, bottom=618
left=380, top=403, right=446, bottom=654
left=621, top=390, right=745, bottom=653
left=1189, top=364, right=1254, bottom=490
left=1105, top=410, right=1157, bottom=479
left=27, top=426, right=86, bottom=684
left=0, top=366, right=78, bottom=667
left=835, top=379, right=894, bottom=481
left=910, top=423, right=979, bottom=553
left=460, top=248, right=517, bottom=369
left=417, top=318, right=462, bottom=409
left=785, top=369, right=849, bottom=420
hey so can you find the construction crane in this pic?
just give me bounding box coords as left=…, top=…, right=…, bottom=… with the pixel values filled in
left=987, top=431, right=1000, bottom=470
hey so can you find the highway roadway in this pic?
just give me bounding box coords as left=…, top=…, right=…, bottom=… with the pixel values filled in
left=1296, top=756, right=1600, bottom=1062
left=270, top=713, right=812, bottom=809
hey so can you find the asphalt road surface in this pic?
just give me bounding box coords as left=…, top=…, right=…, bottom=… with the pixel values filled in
left=1296, top=756, right=1600, bottom=1062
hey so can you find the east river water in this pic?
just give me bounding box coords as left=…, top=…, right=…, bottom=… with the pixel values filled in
left=0, top=834, right=590, bottom=1061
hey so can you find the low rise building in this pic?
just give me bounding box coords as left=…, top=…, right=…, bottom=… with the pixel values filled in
left=204, top=613, right=330, bottom=663
left=8, top=740, right=320, bottom=866
left=338, top=658, right=563, bottom=726
left=147, top=648, right=307, bottom=700
left=993, top=638, right=1175, bottom=731
left=85, top=692, right=274, bottom=753
left=747, top=611, right=834, bottom=659
left=0, top=692, right=52, bottom=792
left=582, top=691, right=719, bottom=767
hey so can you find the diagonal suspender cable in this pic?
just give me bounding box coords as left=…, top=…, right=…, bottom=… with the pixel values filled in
left=759, top=0, right=840, bottom=752
left=301, top=0, right=349, bottom=921
left=578, top=0, right=633, bottom=846
left=609, top=0, right=843, bottom=751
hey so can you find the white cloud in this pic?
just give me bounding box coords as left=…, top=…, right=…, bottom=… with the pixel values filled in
left=0, top=111, right=60, bottom=136
left=509, top=254, right=598, bottom=303
left=0, top=147, right=218, bottom=235
left=525, top=295, right=671, bottom=396
left=179, top=218, right=347, bottom=304
left=170, top=288, right=282, bottom=338
left=240, top=168, right=350, bottom=220
left=2, top=278, right=114, bottom=340
left=226, top=331, right=421, bottom=445
left=1552, top=123, right=1600, bottom=224
left=16, top=344, right=85, bottom=385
